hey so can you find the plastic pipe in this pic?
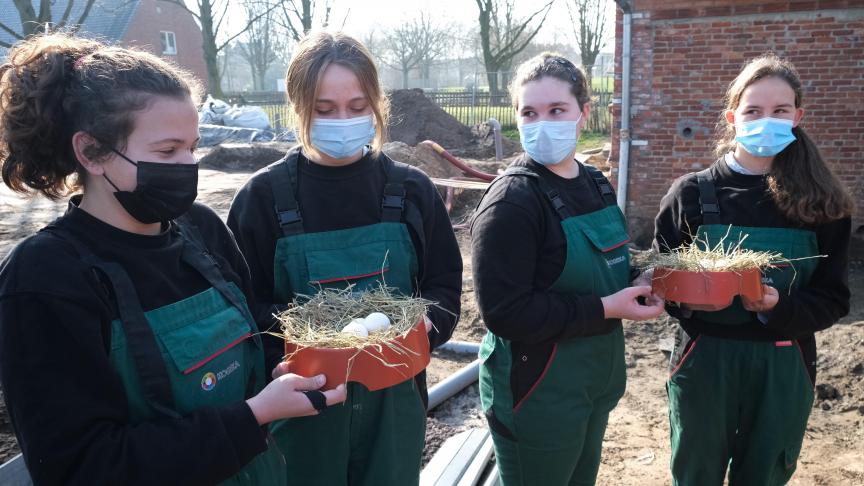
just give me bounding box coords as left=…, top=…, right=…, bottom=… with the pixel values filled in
left=437, top=341, right=481, bottom=355
left=427, top=359, right=481, bottom=411
left=420, top=140, right=497, bottom=182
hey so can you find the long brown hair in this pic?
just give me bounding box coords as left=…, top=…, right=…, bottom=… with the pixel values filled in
left=0, top=33, right=200, bottom=199
left=285, top=32, right=389, bottom=158
left=715, top=53, right=853, bottom=225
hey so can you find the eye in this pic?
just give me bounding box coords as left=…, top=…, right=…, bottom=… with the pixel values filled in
left=521, top=110, right=536, bottom=118
left=350, top=105, right=369, bottom=113
left=551, top=107, right=564, bottom=115
left=316, top=109, right=335, bottom=115
left=744, top=109, right=758, bottom=115
left=158, top=149, right=176, bottom=156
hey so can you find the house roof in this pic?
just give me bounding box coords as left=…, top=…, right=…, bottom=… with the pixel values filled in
left=0, top=0, right=140, bottom=56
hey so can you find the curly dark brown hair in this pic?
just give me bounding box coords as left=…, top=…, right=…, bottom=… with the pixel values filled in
left=0, top=33, right=201, bottom=199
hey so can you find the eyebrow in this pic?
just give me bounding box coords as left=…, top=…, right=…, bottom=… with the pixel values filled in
left=316, top=97, right=368, bottom=103
left=148, top=137, right=200, bottom=146
left=521, top=101, right=570, bottom=111
left=742, top=103, right=795, bottom=110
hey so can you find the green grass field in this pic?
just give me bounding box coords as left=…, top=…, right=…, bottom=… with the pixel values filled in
left=502, top=128, right=609, bottom=153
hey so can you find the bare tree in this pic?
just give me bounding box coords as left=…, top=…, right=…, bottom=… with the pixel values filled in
left=475, top=0, right=554, bottom=94
left=381, top=13, right=452, bottom=89
left=238, top=3, right=285, bottom=91
left=158, top=0, right=279, bottom=97
left=567, top=0, right=607, bottom=85
left=265, top=0, right=333, bottom=42
left=0, top=0, right=97, bottom=48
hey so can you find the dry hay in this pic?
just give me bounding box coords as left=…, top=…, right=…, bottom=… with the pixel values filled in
left=651, top=225, right=825, bottom=289
left=275, top=284, right=435, bottom=350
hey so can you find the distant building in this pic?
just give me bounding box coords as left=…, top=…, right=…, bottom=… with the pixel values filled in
left=610, top=0, right=864, bottom=243
left=0, top=0, right=208, bottom=90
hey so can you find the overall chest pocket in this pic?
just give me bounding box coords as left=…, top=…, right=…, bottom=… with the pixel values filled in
left=304, top=240, right=391, bottom=292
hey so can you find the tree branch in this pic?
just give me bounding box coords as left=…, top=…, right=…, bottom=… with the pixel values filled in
left=216, top=2, right=279, bottom=52
left=71, top=0, right=97, bottom=32
left=0, top=20, right=24, bottom=41
left=157, top=0, right=200, bottom=21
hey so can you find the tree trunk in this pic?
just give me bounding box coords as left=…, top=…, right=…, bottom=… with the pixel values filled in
left=402, top=69, right=409, bottom=89
left=199, top=1, right=223, bottom=97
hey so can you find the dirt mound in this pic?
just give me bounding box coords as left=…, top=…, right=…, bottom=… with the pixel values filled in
left=197, top=142, right=293, bottom=172
left=388, top=89, right=521, bottom=159
left=388, top=89, right=475, bottom=150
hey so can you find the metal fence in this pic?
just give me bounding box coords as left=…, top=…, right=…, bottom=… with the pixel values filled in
left=223, top=85, right=613, bottom=135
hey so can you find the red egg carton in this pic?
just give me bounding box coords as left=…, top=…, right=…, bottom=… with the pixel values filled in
left=652, top=267, right=763, bottom=306
left=283, top=319, right=430, bottom=391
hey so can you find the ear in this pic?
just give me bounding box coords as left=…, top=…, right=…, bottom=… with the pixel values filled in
left=72, top=131, right=107, bottom=176
left=580, top=102, right=591, bottom=129
left=792, top=107, right=804, bottom=127
left=724, top=109, right=736, bottom=126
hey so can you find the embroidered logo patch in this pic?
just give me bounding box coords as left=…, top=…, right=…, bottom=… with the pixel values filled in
left=201, top=372, right=217, bottom=391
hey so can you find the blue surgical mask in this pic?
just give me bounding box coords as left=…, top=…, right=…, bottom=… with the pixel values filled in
left=518, top=114, right=582, bottom=166
left=735, top=117, right=796, bottom=157
left=310, top=114, right=376, bottom=159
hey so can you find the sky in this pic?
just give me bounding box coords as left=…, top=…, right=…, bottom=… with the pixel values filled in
left=224, top=0, right=617, bottom=55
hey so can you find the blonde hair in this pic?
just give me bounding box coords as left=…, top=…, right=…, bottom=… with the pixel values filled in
left=285, top=31, right=389, bottom=158
left=715, top=53, right=853, bottom=224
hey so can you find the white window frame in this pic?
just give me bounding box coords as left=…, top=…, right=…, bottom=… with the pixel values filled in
left=160, top=31, right=177, bottom=55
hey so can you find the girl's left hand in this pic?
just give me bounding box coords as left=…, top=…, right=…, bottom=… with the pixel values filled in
left=741, top=285, right=779, bottom=313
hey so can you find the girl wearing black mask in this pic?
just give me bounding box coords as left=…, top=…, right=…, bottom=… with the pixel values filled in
left=0, top=35, right=345, bottom=485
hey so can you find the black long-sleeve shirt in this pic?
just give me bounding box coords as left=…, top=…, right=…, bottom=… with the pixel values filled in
left=226, top=148, right=462, bottom=373
left=0, top=200, right=269, bottom=486
left=470, top=157, right=629, bottom=405
left=653, top=158, right=851, bottom=343
left=470, top=156, right=617, bottom=345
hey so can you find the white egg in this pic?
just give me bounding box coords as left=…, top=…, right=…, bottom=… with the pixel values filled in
left=340, top=322, right=369, bottom=337
left=363, top=312, right=391, bottom=333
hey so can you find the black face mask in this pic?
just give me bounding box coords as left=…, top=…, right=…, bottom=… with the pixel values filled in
left=103, top=148, right=199, bottom=224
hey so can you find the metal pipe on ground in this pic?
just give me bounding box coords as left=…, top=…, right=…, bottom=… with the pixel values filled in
left=481, top=465, right=499, bottom=486
left=487, top=118, right=503, bottom=161
left=617, top=5, right=633, bottom=214
left=437, top=341, right=481, bottom=355
left=427, top=358, right=481, bottom=411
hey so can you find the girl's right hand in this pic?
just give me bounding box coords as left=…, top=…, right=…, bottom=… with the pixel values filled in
left=246, top=373, right=347, bottom=425
left=601, top=285, right=665, bottom=321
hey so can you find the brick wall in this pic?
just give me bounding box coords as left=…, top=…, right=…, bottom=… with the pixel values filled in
left=610, top=4, right=864, bottom=246
left=122, top=0, right=209, bottom=91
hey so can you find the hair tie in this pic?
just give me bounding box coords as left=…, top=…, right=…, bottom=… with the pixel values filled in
left=73, top=53, right=92, bottom=71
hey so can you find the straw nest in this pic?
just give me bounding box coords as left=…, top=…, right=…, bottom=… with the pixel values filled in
left=275, top=284, right=435, bottom=350
left=651, top=226, right=823, bottom=274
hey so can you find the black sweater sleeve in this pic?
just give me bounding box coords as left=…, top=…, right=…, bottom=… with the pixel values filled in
left=765, top=216, right=851, bottom=338
left=407, top=170, right=463, bottom=348
left=227, top=156, right=462, bottom=352
left=653, top=164, right=851, bottom=338
left=0, top=240, right=267, bottom=486
left=226, top=171, right=289, bottom=373
left=471, top=180, right=608, bottom=345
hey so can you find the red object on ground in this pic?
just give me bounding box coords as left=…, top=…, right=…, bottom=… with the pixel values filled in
left=420, top=140, right=497, bottom=182
left=652, top=267, right=764, bottom=306
left=283, top=320, right=430, bottom=391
